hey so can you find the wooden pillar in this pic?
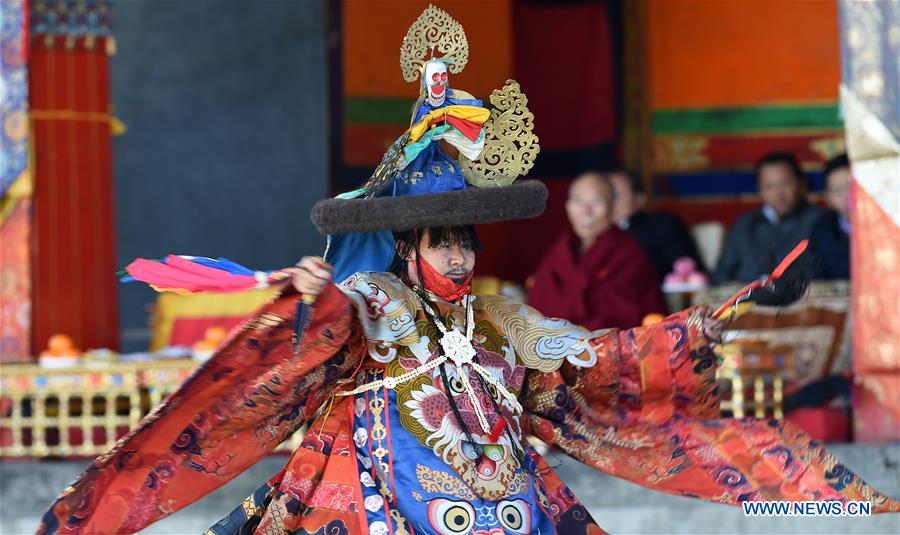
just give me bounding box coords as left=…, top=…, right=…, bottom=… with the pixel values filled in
left=29, top=1, right=119, bottom=355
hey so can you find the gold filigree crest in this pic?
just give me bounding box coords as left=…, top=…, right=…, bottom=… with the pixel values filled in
left=459, top=80, right=541, bottom=187
left=400, top=4, right=469, bottom=83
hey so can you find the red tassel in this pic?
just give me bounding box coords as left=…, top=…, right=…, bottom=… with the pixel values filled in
left=488, top=417, right=506, bottom=443
left=767, top=239, right=808, bottom=282
left=713, top=239, right=810, bottom=318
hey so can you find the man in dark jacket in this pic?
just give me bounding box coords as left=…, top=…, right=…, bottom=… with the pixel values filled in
left=809, top=154, right=851, bottom=279
left=608, top=169, right=704, bottom=278
left=713, top=152, right=824, bottom=284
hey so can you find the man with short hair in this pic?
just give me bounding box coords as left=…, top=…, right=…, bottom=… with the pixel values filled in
left=809, top=154, right=851, bottom=279
left=608, top=169, right=704, bottom=277
left=712, top=152, right=824, bottom=284
left=527, top=172, right=667, bottom=329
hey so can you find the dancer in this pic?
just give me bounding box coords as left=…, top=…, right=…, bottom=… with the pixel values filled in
left=40, top=6, right=897, bottom=535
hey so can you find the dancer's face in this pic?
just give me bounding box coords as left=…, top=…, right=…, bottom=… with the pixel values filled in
left=407, top=229, right=476, bottom=285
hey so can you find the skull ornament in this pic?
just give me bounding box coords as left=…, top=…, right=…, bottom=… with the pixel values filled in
left=424, top=59, right=449, bottom=107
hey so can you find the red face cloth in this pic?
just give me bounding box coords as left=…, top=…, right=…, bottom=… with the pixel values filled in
left=409, top=256, right=473, bottom=302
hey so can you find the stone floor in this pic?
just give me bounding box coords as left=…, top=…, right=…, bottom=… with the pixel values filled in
left=2, top=444, right=898, bottom=534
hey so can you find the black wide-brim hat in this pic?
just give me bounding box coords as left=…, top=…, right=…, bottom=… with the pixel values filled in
left=310, top=180, right=548, bottom=235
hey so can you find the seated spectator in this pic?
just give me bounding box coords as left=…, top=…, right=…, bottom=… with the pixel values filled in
left=527, top=172, right=667, bottom=330
left=608, top=168, right=705, bottom=277
left=809, top=154, right=850, bottom=279
left=712, top=152, right=824, bottom=284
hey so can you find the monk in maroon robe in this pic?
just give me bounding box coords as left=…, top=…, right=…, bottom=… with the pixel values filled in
left=528, top=172, right=667, bottom=329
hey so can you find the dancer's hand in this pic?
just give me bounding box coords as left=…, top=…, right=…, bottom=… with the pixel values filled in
left=703, top=315, right=724, bottom=343
left=291, top=256, right=333, bottom=299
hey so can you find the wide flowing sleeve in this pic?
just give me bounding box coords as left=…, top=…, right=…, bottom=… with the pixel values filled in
left=39, top=283, right=367, bottom=534
left=520, top=306, right=900, bottom=512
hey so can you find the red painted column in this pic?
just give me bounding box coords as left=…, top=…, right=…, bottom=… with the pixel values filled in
left=29, top=35, right=119, bottom=354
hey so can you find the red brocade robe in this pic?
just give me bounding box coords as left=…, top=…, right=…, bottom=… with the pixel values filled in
left=39, top=273, right=898, bottom=534
left=528, top=227, right=668, bottom=330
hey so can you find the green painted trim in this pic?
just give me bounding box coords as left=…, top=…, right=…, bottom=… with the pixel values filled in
left=653, top=104, right=842, bottom=134
left=345, top=97, right=414, bottom=124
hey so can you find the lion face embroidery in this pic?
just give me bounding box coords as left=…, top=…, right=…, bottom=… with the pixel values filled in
left=395, top=326, right=525, bottom=500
